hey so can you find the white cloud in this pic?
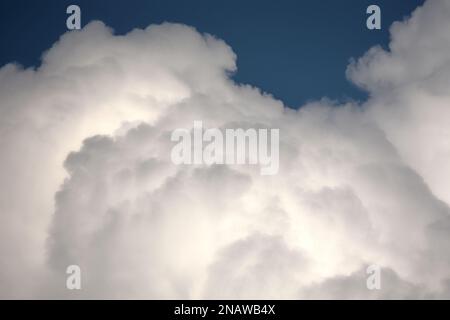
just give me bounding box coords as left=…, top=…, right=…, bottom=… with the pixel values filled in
left=1, top=0, right=450, bottom=299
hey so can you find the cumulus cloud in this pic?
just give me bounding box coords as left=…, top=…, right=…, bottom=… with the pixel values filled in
left=1, top=0, right=450, bottom=299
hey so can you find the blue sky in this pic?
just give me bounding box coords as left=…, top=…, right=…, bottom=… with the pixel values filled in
left=0, top=0, right=424, bottom=107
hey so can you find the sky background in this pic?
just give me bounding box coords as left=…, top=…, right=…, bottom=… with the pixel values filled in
left=3, top=0, right=450, bottom=299
left=0, top=0, right=424, bottom=107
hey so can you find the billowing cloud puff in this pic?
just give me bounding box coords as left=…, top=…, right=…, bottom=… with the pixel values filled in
left=1, top=0, right=450, bottom=299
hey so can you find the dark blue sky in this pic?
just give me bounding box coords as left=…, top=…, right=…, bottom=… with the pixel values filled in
left=0, top=0, right=424, bottom=108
